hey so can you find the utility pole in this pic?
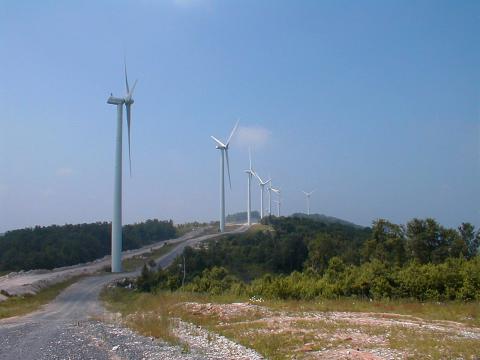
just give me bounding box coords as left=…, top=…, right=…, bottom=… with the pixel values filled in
left=182, top=255, right=186, bottom=287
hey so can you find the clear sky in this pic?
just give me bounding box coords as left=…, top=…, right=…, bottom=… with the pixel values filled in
left=0, top=0, right=478, bottom=232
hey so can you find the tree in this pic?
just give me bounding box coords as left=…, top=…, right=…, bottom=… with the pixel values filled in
left=305, top=233, right=340, bottom=273
left=458, top=223, right=479, bottom=259
left=362, top=219, right=406, bottom=265
left=406, top=218, right=442, bottom=263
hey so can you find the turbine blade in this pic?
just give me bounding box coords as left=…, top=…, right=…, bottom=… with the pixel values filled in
left=225, top=149, right=232, bottom=189
left=124, top=62, right=130, bottom=94
left=226, top=119, right=239, bottom=146
left=211, top=136, right=225, bottom=148
left=126, top=103, right=132, bottom=176
left=129, top=79, right=138, bottom=97
left=248, top=147, right=252, bottom=170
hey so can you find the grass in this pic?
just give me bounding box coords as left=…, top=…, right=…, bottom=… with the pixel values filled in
left=0, top=276, right=84, bottom=320
left=100, top=287, right=182, bottom=344
left=101, top=288, right=480, bottom=359
left=261, top=298, right=480, bottom=327
left=246, top=223, right=273, bottom=234
left=122, top=242, right=179, bottom=272
left=387, top=326, right=480, bottom=359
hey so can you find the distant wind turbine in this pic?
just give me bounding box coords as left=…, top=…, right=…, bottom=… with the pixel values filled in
left=211, top=120, right=239, bottom=232
left=245, top=148, right=256, bottom=226
left=302, top=190, right=315, bottom=216
left=254, top=172, right=271, bottom=220
left=273, top=200, right=281, bottom=217
left=271, top=187, right=281, bottom=216
left=267, top=181, right=273, bottom=216
left=106, top=63, right=137, bottom=273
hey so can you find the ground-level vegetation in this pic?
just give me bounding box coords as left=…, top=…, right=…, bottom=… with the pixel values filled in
left=103, top=216, right=480, bottom=358
left=102, top=287, right=480, bottom=359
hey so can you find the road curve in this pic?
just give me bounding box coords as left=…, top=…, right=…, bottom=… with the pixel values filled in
left=0, top=224, right=250, bottom=360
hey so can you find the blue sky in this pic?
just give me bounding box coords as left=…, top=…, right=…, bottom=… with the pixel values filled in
left=0, top=0, right=478, bottom=232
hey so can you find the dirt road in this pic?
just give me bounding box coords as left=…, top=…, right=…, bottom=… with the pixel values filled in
left=0, top=225, right=250, bottom=360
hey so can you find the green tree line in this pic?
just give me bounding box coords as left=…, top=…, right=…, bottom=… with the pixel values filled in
left=0, top=219, right=176, bottom=271
left=136, top=216, right=480, bottom=301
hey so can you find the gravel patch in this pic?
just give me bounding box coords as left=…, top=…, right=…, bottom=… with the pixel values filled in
left=174, top=319, right=264, bottom=360
left=73, top=319, right=207, bottom=360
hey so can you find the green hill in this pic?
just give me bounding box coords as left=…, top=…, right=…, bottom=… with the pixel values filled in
left=291, top=212, right=365, bottom=228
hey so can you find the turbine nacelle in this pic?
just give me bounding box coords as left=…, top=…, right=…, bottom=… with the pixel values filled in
left=302, top=189, right=316, bottom=197
left=211, top=120, right=239, bottom=190
left=254, top=172, right=271, bottom=186
left=107, top=96, right=125, bottom=105
left=124, top=97, right=134, bottom=105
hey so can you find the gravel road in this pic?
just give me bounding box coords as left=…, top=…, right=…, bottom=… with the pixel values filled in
left=0, top=225, right=250, bottom=360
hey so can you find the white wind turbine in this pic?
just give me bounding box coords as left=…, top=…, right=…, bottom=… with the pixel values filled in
left=211, top=121, right=239, bottom=232
left=245, top=148, right=256, bottom=226
left=107, top=64, right=137, bottom=273
left=302, top=190, right=315, bottom=216
left=273, top=200, right=281, bottom=217
left=254, top=172, right=271, bottom=219
left=271, top=187, right=281, bottom=216
left=267, top=181, right=273, bottom=216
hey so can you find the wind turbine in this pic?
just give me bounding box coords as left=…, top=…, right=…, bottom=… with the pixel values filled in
left=271, top=187, right=281, bottom=216
left=267, top=181, right=273, bottom=216
left=211, top=121, right=239, bottom=232
left=245, top=148, right=256, bottom=226
left=302, top=190, right=315, bottom=216
left=273, top=200, right=281, bottom=217
left=254, top=172, right=271, bottom=219
left=107, top=64, right=137, bottom=273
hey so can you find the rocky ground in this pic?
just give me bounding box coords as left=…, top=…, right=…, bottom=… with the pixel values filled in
left=176, top=301, right=480, bottom=359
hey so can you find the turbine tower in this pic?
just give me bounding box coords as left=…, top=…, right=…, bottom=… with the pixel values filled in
left=107, top=64, right=137, bottom=273
left=273, top=200, right=281, bottom=217
left=271, top=187, right=281, bottom=216
left=254, top=172, right=271, bottom=219
left=211, top=121, right=239, bottom=232
left=267, top=182, right=272, bottom=216
left=302, top=190, right=315, bottom=216
left=245, top=148, right=256, bottom=226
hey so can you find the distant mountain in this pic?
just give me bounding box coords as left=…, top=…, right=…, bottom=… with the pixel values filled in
left=226, top=211, right=261, bottom=223
left=291, top=213, right=365, bottom=229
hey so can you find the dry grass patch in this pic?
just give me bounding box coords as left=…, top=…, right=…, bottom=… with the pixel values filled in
left=122, top=242, right=178, bottom=271
left=388, top=327, right=480, bottom=359
left=262, top=298, right=480, bottom=327
left=101, top=287, right=189, bottom=345
left=101, top=289, right=480, bottom=359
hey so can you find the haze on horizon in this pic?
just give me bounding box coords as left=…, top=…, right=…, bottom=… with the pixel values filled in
left=0, top=0, right=478, bottom=233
